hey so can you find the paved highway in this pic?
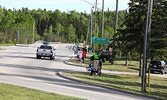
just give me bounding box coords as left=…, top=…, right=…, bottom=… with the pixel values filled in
left=0, top=43, right=162, bottom=100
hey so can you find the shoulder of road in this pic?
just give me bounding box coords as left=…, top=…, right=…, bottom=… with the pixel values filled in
left=64, top=57, right=138, bottom=75
left=61, top=57, right=165, bottom=100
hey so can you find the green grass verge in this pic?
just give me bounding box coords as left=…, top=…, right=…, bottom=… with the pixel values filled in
left=71, top=57, right=140, bottom=72
left=102, top=60, right=139, bottom=72
left=63, top=72, right=167, bottom=99
left=0, top=83, right=86, bottom=100
left=0, top=44, right=14, bottom=46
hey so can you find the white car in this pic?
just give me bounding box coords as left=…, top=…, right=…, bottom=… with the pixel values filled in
left=36, top=45, right=56, bottom=60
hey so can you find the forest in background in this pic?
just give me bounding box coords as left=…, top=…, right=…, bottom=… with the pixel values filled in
left=0, top=5, right=126, bottom=44
left=0, top=0, right=167, bottom=61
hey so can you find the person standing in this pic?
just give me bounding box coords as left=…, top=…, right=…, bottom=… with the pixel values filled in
left=98, top=58, right=103, bottom=76
left=78, top=49, right=83, bottom=64
left=82, top=48, right=86, bottom=63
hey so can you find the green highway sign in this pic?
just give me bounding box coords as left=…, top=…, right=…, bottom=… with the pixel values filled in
left=92, top=37, right=108, bottom=44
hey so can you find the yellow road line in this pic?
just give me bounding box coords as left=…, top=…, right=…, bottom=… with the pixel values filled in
left=0, top=54, right=34, bottom=72
left=0, top=66, right=4, bottom=72
left=10, top=54, right=34, bottom=64
left=10, top=58, right=24, bottom=64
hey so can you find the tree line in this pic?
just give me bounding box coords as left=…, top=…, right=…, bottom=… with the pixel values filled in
left=0, top=5, right=126, bottom=45
left=118, top=0, right=167, bottom=63
left=0, top=0, right=167, bottom=63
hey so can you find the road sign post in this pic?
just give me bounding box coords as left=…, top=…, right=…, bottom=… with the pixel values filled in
left=17, top=30, right=19, bottom=44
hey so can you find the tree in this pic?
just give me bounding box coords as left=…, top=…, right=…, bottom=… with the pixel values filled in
left=119, top=0, right=167, bottom=75
left=149, top=0, right=167, bottom=61
left=66, top=24, right=76, bottom=42
left=55, top=23, right=62, bottom=37
left=0, top=5, right=128, bottom=45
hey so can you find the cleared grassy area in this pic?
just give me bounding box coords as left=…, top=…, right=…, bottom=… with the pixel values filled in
left=103, top=60, right=139, bottom=73
left=71, top=56, right=140, bottom=72
left=0, top=44, right=14, bottom=46
left=0, top=83, right=86, bottom=100
left=63, top=72, right=167, bottom=99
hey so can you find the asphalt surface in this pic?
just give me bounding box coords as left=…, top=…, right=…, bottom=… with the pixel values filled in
left=0, top=43, right=165, bottom=100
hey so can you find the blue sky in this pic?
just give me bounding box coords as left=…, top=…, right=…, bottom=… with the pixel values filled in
left=0, top=0, right=130, bottom=13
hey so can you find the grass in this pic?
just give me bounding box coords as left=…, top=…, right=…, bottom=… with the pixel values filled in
left=0, top=83, right=86, bottom=100
left=103, top=60, right=140, bottom=72
left=71, top=56, right=140, bottom=73
left=63, top=72, right=167, bottom=99
left=0, top=44, right=14, bottom=46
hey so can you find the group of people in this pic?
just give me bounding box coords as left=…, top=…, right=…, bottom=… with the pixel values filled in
left=77, top=48, right=87, bottom=64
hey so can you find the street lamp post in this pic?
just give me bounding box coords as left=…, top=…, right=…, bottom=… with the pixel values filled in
left=101, top=0, right=104, bottom=47
left=32, top=21, right=35, bottom=43
left=93, top=0, right=98, bottom=53
left=86, top=23, right=90, bottom=45
left=90, top=8, right=93, bottom=47
left=111, top=0, right=119, bottom=64
left=81, top=0, right=103, bottom=52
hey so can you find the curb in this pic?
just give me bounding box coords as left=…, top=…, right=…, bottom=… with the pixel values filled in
left=64, top=59, right=138, bottom=75
left=57, top=71, right=165, bottom=100
left=64, top=59, right=87, bottom=68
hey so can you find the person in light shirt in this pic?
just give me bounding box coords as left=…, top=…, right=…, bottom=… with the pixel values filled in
left=78, top=49, right=83, bottom=64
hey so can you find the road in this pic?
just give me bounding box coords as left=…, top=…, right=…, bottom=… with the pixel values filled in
left=0, top=43, right=162, bottom=100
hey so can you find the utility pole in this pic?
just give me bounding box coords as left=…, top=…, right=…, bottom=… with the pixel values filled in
left=101, top=0, right=104, bottom=47
left=111, top=0, right=119, bottom=64
left=86, top=21, right=90, bottom=45
left=141, top=0, right=153, bottom=92
left=50, top=24, right=53, bottom=42
left=93, top=0, right=98, bottom=53
left=17, top=30, right=19, bottom=44
left=90, top=8, right=93, bottom=47
left=32, top=21, right=35, bottom=43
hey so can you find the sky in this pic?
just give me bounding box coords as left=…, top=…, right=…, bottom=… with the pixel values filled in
left=0, top=0, right=130, bottom=13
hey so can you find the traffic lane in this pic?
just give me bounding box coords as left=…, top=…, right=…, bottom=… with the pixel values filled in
left=0, top=45, right=162, bottom=100
left=0, top=46, right=36, bottom=64
left=0, top=55, right=157, bottom=100
left=0, top=71, right=155, bottom=100
left=0, top=53, right=153, bottom=100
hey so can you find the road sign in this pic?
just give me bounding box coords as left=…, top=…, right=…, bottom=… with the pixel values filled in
left=17, top=30, right=19, bottom=37
left=26, top=35, right=28, bottom=39
left=48, top=37, right=53, bottom=40
left=92, top=37, right=108, bottom=44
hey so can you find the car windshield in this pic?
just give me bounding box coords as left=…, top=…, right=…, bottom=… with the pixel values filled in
left=151, top=61, right=161, bottom=65
left=40, top=45, right=52, bottom=49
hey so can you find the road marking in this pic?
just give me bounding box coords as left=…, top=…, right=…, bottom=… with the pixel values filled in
left=10, top=54, right=34, bottom=64
left=0, top=66, right=4, bottom=72
left=10, top=58, right=24, bottom=64
left=0, top=49, right=8, bottom=52
left=0, top=54, right=34, bottom=72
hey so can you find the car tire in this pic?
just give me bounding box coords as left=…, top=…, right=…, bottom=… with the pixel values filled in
left=52, top=56, right=55, bottom=60
left=37, top=55, right=40, bottom=59
left=50, top=56, right=53, bottom=60
left=90, top=56, right=94, bottom=61
left=36, top=55, right=39, bottom=59
left=102, top=58, right=106, bottom=63
left=161, top=70, right=164, bottom=75
left=150, top=70, right=154, bottom=73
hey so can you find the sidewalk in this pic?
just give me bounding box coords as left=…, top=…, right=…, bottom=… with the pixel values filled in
left=62, top=58, right=166, bottom=100
left=65, top=57, right=167, bottom=78
left=65, top=57, right=138, bottom=75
